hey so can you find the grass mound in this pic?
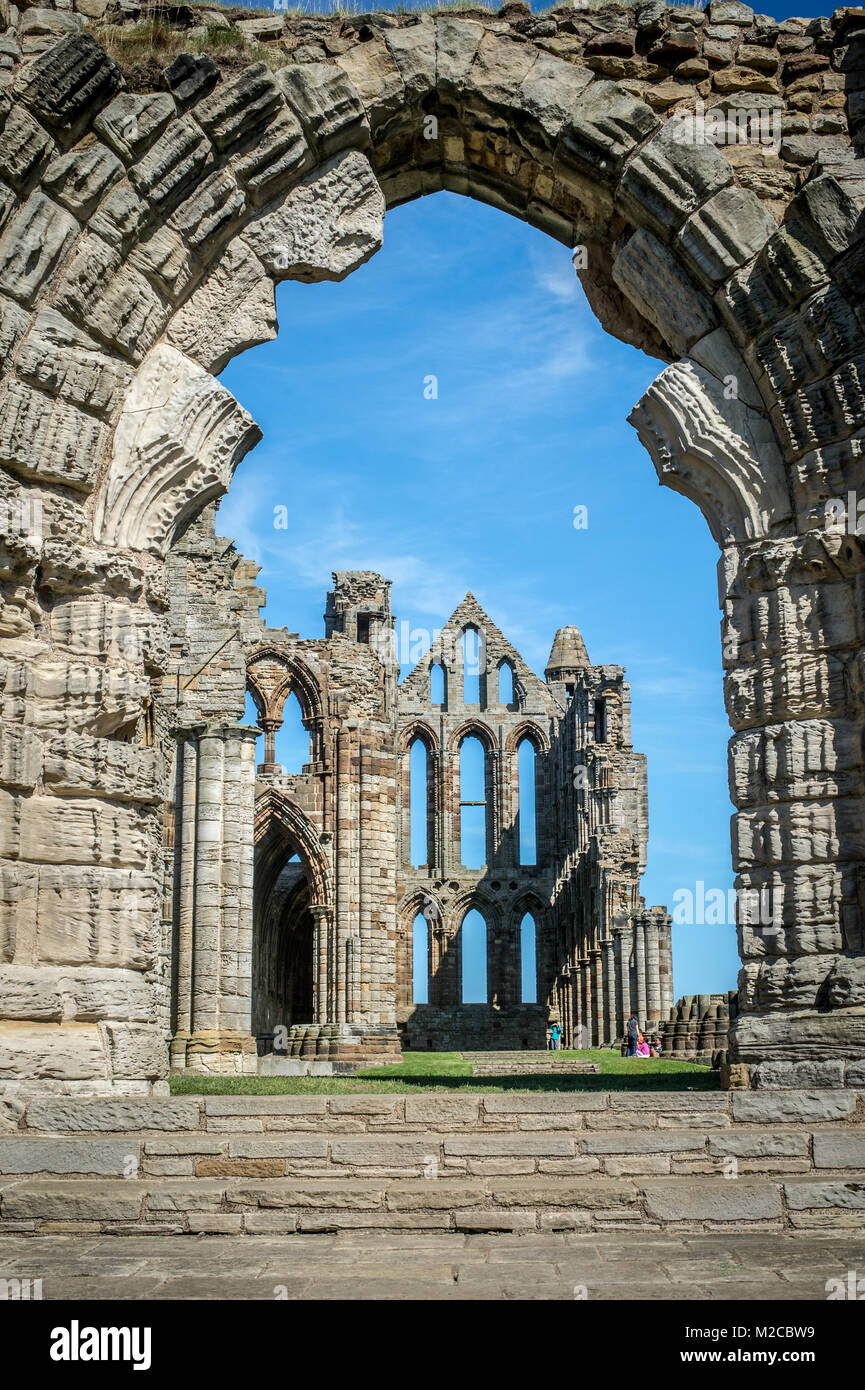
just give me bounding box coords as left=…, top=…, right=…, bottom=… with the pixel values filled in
left=94, top=19, right=284, bottom=86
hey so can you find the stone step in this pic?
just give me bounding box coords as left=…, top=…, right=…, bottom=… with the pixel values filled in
left=5, top=1086, right=863, bottom=1136
left=2, top=1171, right=864, bottom=1235
left=3, top=1089, right=864, bottom=1234
left=2, top=1124, right=865, bottom=1176
left=460, top=1052, right=597, bottom=1059
left=470, top=1061, right=601, bottom=1075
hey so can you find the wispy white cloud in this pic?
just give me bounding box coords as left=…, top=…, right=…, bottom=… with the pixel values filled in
left=532, top=259, right=582, bottom=304
left=221, top=484, right=475, bottom=626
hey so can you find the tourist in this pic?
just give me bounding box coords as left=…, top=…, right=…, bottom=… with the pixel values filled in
left=626, top=1011, right=639, bottom=1057
left=650, top=1035, right=662, bottom=1058
left=636, top=1032, right=651, bottom=1058
left=549, top=1022, right=562, bottom=1051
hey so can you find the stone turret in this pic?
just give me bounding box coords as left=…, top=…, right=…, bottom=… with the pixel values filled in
left=545, top=626, right=590, bottom=684
left=325, top=570, right=393, bottom=643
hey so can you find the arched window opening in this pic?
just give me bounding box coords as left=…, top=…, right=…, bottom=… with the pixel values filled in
left=518, top=737, right=537, bottom=866
left=409, top=737, right=428, bottom=868
left=462, top=628, right=481, bottom=705
left=412, top=912, right=429, bottom=1004
left=594, top=698, right=607, bottom=744
left=520, top=913, right=537, bottom=1003
left=459, top=735, right=486, bottom=869
left=430, top=662, right=446, bottom=705
left=498, top=661, right=514, bottom=705
left=461, top=909, right=487, bottom=1003
left=273, top=690, right=310, bottom=773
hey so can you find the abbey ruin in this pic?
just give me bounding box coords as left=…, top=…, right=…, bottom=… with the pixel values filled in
left=166, top=515, right=674, bottom=1067
left=1, top=1, right=865, bottom=1094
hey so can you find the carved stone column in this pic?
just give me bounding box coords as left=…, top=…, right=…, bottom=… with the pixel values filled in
left=310, top=904, right=330, bottom=1025
left=632, top=358, right=865, bottom=1077
left=572, top=956, right=584, bottom=1049
left=171, top=722, right=259, bottom=1075
left=646, top=916, right=661, bottom=1024
left=334, top=727, right=351, bottom=1024
left=722, top=535, right=865, bottom=1068
left=258, top=717, right=282, bottom=772
left=603, top=939, right=617, bottom=1045
left=613, top=924, right=627, bottom=1041
left=634, top=915, right=647, bottom=1029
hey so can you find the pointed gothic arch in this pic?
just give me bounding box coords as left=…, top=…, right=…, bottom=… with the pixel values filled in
left=0, top=19, right=863, bottom=1084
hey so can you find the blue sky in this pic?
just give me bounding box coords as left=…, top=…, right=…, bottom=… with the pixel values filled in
left=222, top=187, right=744, bottom=1001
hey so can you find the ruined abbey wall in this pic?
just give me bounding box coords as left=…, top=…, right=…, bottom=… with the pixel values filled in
left=163, top=523, right=673, bottom=1059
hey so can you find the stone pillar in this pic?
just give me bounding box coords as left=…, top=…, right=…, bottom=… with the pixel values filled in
left=659, top=914, right=674, bottom=1018
left=590, top=948, right=603, bottom=1047
left=560, top=966, right=571, bottom=1047
left=172, top=722, right=259, bottom=1075
left=646, top=916, right=661, bottom=1025
left=258, top=718, right=282, bottom=772
left=503, top=747, right=518, bottom=869
left=490, top=747, right=504, bottom=866
left=442, top=749, right=456, bottom=877
left=572, top=957, right=583, bottom=1049
left=580, top=956, right=591, bottom=1047
left=613, top=926, right=626, bottom=1041
left=310, top=905, right=330, bottom=1025
left=335, top=727, right=353, bottom=1025
left=191, top=726, right=223, bottom=1034
left=603, top=939, right=616, bottom=1045
left=429, top=750, right=442, bottom=876
left=634, top=914, right=647, bottom=1029
left=358, top=740, right=371, bottom=1020
left=170, top=725, right=202, bottom=1063
left=723, top=537, right=865, bottom=1071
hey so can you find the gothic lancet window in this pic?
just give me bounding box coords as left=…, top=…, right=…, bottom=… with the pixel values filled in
left=461, top=908, right=487, bottom=1003
left=409, top=737, right=428, bottom=868
left=520, top=912, right=537, bottom=1003
left=459, top=735, right=486, bottom=869
left=518, top=736, right=537, bottom=866
left=412, top=912, right=429, bottom=1003
left=498, top=660, right=514, bottom=705
left=430, top=663, right=446, bottom=705
left=462, top=628, right=482, bottom=705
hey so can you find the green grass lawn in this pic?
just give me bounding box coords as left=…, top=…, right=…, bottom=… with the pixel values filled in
left=170, top=1049, right=718, bottom=1095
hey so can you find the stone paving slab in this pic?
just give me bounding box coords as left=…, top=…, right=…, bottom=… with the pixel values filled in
left=2, top=1232, right=864, bottom=1301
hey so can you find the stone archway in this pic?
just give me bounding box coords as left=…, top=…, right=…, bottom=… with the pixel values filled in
left=1, top=11, right=864, bottom=1089
left=252, top=791, right=328, bottom=1047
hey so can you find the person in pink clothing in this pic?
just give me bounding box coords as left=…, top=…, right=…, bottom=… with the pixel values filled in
left=636, top=1033, right=651, bottom=1058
